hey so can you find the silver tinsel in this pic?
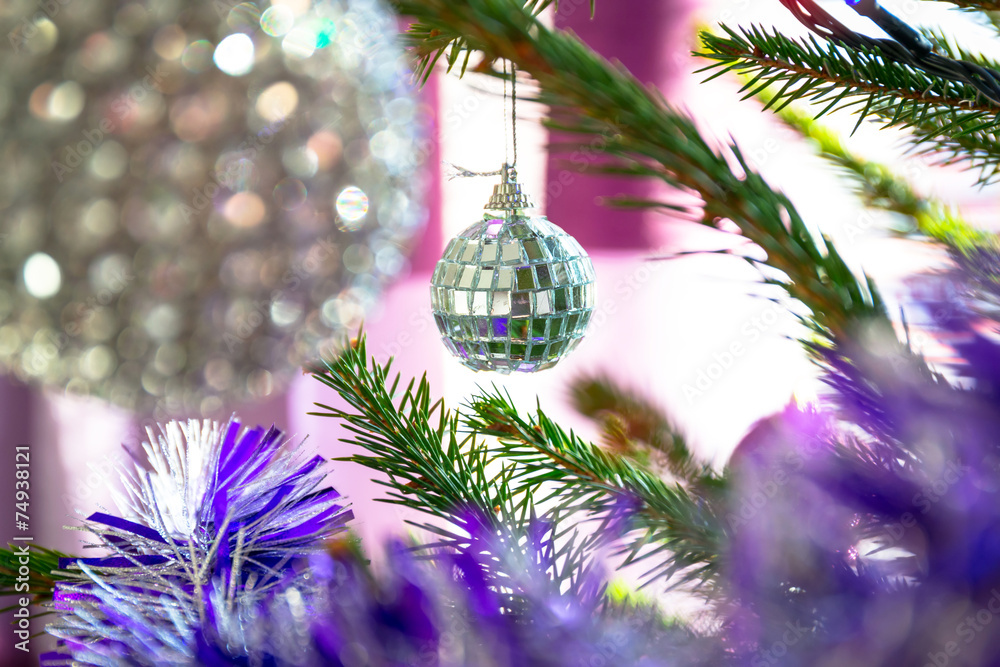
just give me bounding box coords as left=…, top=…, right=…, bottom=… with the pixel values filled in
left=431, top=166, right=595, bottom=373
left=0, top=0, right=424, bottom=414
left=46, top=416, right=353, bottom=664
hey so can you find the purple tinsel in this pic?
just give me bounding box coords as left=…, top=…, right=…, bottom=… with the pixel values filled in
left=45, top=417, right=353, bottom=666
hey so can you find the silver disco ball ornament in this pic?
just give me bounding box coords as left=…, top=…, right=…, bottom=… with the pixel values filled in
left=0, top=0, right=424, bottom=415
left=430, top=165, right=595, bottom=373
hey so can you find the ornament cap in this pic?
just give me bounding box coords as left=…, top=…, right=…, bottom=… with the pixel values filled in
left=486, top=164, right=534, bottom=211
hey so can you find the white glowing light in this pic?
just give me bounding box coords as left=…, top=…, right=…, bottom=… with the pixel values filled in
left=48, top=81, right=85, bottom=121
left=24, top=253, right=62, bottom=299
left=256, top=81, right=299, bottom=122
left=335, top=186, right=369, bottom=228
left=260, top=6, right=296, bottom=37
left=213, top=34, right=255, bottom=76
left=281, top=27, right=316, bottom=59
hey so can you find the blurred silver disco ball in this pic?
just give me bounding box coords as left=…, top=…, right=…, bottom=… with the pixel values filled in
left=0, top=0, right=426, bottom=414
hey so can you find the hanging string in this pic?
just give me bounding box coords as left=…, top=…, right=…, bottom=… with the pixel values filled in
left=511, top=62, right=517, bottom=170
left=445, top=58, right=519, bottom=180
left=504, top=59, right=510, bottom=168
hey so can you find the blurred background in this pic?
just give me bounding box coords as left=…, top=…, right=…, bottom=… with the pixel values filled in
left=1, top=0, right=999, bottom=662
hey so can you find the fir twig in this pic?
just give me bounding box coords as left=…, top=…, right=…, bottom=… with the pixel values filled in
left=466, top=389, right=726, bottom=588
left=697, top=25, right=1000, bottom=184
left=391, top=0, right=983, bottom=453
left=308, top=337, right=604, bottom=597
left=569, top=375, right=718, bottom=489
left=767, top=98, right=1000, bottom=302
left=309, top=337, right=507, bottom=523
left=0, top=544, right=70, bottom=604
left=311, top=336, right=725, bottom=591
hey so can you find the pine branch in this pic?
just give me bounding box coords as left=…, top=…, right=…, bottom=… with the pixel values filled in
left=920, top=26, right=1000, bottom=74
left=309, top=338, right=507, bottom=523
left=310, top=335, right=726, bottom=592
left=465, top=389, right=726, bottom=588
left=394, top=0, right=984, bottom=455
left=569, top=375, right=719, bottom=489
left=769, top=99, right=1000, bottom=302
left=697, top=25, right=1000, bottom=183
left=390, top=0, right=979, bottom=455
left=308, top=337, right=603, bottom=598
left=0, top=544, right=71, bottom=604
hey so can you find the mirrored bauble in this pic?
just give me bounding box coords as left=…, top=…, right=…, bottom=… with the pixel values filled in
left=430, top=167, right=595, bottom=373
left=0, top=0, right=424, bottom=415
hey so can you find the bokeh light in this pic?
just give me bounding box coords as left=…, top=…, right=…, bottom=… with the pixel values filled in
left=273, top=178, right=308, bottom=210
left=261, top=6, right=296, bottom=36
left=213, top=33, right=256, bottom=77
left=256, top=81, right=299, bottom=122
left=23, top=253, right=62, bottom=299
left=335, top=186, right=369, bottom=229
left=181, top=40, right=214, bottom=72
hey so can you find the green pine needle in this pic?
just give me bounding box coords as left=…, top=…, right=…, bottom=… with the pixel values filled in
left=465, top=388, right=727, bottom=588
left=0, top=544, right=72, bottom=604
left=697, top=25, right=1000, bottom=184
left=309, top=337, right=604, bottom=597
left=764, top=93, right=1000, bottom=302
left=569, top=375, right=719, bottom=490
left=310, top=335, right=728, bottom=592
